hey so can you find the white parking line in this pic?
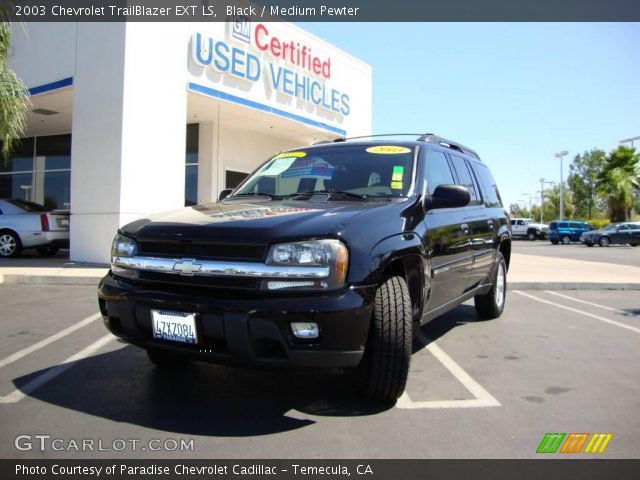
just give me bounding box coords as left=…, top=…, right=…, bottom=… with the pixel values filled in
left=0, top=312, right=101, bottom=370
left=513, top=290, right=640, bottom=334
left=0, top=334, right=115, bottom=404
left=544, top=290, right=623, bottom=313
left=396, top=338, right=501, bottom=409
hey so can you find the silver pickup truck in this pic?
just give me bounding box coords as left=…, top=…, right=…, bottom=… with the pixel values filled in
left=510, top=217, right=549, bottom=240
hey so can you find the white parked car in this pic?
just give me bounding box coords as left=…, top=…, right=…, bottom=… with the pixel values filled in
left=0, top=199, right=70, bottom=258
left=510, top=217, right=549, bottom=240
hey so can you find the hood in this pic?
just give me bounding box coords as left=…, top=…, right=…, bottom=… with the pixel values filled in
left=121, top=198, right=406, bottom=244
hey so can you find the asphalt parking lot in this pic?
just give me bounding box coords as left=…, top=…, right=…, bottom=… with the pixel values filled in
left=513, top=239, right=640, bottom=267
left=0, top=283, right=638, bottom=459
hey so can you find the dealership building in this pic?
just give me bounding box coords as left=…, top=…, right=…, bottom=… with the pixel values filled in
left=6, top=21, right=372, bottom=262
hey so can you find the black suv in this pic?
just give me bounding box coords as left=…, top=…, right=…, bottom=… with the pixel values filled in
left=98, top=134, right=511, bottom=401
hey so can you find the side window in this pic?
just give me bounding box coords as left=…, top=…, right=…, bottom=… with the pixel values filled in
left=618, top=224, right=629, bottom=231
left=517, top=220, right=525, bottom=226
left=425, top=150, right=455, bottom=195
left=510, top=220, right=516, bottom=226
left=473, top=162, right=503, bottom=207
left=449, top=154, right=480, bottom=205
left=569, top=222, right=579, bottom=229
left=559, top=222, right=568, bottom=229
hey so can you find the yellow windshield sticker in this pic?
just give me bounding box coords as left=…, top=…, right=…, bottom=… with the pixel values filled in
left=391, top=181, right=403, bottom=190
left=366, top=146, right=411, bottom=154
left=273, top=151, right=307, bottom=160
left=392, top=165, right=404, bottom=182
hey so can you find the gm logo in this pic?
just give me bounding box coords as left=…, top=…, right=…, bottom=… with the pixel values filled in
left=231, top=15, right=251, bottom=43
left=537, top=433, right=613, bottom=454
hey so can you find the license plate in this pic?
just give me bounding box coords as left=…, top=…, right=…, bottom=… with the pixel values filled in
left=151, top=310, right=198, bottom=344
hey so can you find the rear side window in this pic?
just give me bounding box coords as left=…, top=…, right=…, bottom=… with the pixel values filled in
left=449, top=154, right=480, bottom=205
left=559, top=222, right=569, bottom=228
left=425, top=150, right=455, bottom=195
left=569, top=222, right=579, bottom=228
left=549, top=222, right=557, bottom=229
left=473, top=162, right=503, bottom=207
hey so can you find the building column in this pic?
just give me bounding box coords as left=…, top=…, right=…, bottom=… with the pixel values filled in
left=197, top=119, right=219, bottom=204
left=70, top=22, right=189, bottom=263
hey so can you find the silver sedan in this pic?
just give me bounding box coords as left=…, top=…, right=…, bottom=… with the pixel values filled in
left=0, top=199, right=70, bottom=258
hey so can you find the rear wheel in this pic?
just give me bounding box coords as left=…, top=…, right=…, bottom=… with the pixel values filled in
left=147, top=349, right=190, bottom=369
left=0, top=231, right=22, bottom=258
left=37, top=246, right=60, bottom=257
left=357, top=276, right=412, bottom=402
left=527, top=231, right=536, bottom=241
left=599, top=237, right=610, bottom=247
left=561, top=235, right=571, bottom=245
left=474, top=252, right=507, bottom=320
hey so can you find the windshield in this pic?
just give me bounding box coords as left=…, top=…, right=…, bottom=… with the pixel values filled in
left=231, top=145, right=415, bottom=199
left=7, top=199, right=50, bottom=212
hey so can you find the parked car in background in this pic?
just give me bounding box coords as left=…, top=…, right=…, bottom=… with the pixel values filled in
left=580, top=222, right=640, bottom=247
left=549, top=220, right=593, bottom=245
left=510, top=217, right=548, bottom=240
left=0, top=199, right=70, bottom=257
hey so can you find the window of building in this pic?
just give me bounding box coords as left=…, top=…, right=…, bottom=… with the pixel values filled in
left=0, top=135, right=71, bottom=210
left=226, top=169, right=250, bottom=189
left=185, top=124, right=199, bottom=206
left=425, top=150, right=455, bottom=195
left=449, top=154, right=480, bottom=205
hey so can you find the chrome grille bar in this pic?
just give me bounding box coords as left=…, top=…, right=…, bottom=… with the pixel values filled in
left=112, top=256, right=330, bottom=279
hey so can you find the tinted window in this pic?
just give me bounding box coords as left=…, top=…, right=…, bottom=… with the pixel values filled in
left=559, top=222, right=569, bottom=228
left=449, top=155, right=480, bottom=205
left=517, top=220, right=526, bottom=226
left=510, top=220, right=516, bottom=226
left=473, top=162, right=502, bottom=207
left=425, top=150, right=455, bottom=195
left=549, top=222, right=557, bottom=229
left=569, top=222, right=579, bottom=228
left=618, top=224, right=629, bottom=231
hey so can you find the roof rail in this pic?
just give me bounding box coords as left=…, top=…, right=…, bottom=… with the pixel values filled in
left=417, top=134, right=481, bottom=160
left=310, top=133, right=481, bottom=160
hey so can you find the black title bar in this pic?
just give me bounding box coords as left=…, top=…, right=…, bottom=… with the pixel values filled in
left=4, top=0, right=640, bottom=21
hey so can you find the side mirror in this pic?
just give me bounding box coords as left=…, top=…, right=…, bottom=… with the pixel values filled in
left=218, top=188, right=233, bottom=201
left=423, top=184, right=470, bottom=211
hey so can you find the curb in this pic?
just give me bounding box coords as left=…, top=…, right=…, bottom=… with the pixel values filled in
left=1, top=274, right=640, bottom=290
left=0, top=274, right=103, bottom=286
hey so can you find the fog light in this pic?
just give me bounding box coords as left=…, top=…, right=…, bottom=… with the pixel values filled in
left=290, top=322, right=319, bottom=339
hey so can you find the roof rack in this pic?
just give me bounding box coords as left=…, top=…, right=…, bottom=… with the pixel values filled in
left=312, top=133, right=481, bottom=160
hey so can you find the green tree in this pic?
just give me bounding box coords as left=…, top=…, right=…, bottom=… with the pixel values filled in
left=1, top=2, right=30, bottom=161
left=567, top=149, right=606, bottom=219
left=543, top=184, right=574, bottom=221
left=597, top=146, right=640, bottom=222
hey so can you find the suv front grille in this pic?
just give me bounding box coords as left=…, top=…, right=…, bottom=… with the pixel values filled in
left=137, top=272, right=259, bottom=290
left=138, top=241, right=266, bottom=261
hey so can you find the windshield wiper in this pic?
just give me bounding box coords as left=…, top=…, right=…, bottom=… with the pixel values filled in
left=297, top=189, right=368, bottom=201
left=228, top=192, right=283, bottom=200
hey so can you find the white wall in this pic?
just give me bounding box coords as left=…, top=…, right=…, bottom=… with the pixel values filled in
left=8, top=23, right=76, bottom=87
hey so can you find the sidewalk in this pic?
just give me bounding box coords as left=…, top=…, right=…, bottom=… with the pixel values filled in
left=0, top=253, right=639, bottom=289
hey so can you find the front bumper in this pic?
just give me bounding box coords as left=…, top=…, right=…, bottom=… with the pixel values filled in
left=98, top=272, right=375, bottom=369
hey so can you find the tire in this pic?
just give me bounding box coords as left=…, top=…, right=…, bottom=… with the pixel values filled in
left=561, top=235, right=571, bottom=245
left=474, top=252, right=507, bottom=320
left=0, top=231, right=22, bottom=258
left=37, top=246, right=60, bottom=257
left=357, top=276, right=412, bottom=402
left=527, top=231, right=536, bottom=241
left=585, top=242, right=594, bottom=247
left=599, top=237, right=610, bottom=247
left=147, top=349, right=190, bottom=369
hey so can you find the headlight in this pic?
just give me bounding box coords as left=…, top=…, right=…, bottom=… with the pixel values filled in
left=111, top=234, right=138, bottom=280
left=111, top=234, right=138, bottom=257
left=264, top=239, right=348, bottom=290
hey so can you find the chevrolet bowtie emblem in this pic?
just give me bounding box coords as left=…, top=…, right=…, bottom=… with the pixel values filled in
left=172, top=259, right=202, bottom=276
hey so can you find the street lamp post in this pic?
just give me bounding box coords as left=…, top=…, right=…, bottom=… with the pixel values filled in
left=555, top=150, right=569, bottom=220
left=521, top=193, right=533, bottom=216
left=619, top=136, right=640, bottom=149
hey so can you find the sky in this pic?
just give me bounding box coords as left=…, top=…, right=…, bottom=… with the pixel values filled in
left=301, top=22, right=640, bottom=211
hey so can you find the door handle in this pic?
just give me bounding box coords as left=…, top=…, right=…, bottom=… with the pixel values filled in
left=461, top=223, right=470, bottom=235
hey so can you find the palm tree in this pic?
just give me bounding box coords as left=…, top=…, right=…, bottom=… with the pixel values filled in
left=597, top=146, right=640, bottom=222
left=1, top=2, right=31, bottom=162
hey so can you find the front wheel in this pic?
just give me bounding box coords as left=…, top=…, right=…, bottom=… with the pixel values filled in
left=357, top=276, right=412, bottom=402
left=599, top=237, right=610, bottom=247
left=474, top=252, right=507, bottom=320
left=561, top=235, right=571, bottom=245
left=527, top=231, right=536, bottom=241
